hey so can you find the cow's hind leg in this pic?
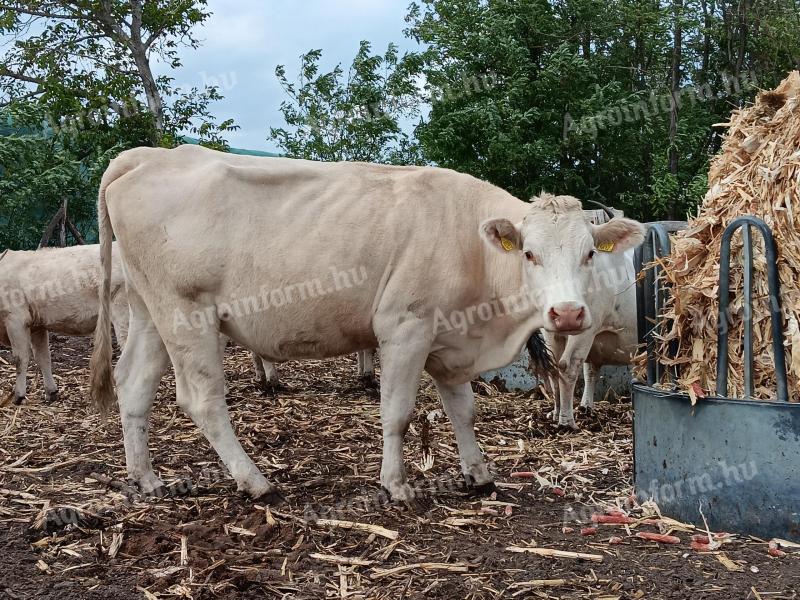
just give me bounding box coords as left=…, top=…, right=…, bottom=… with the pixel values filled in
left=253, top=354, right=283, bottom=394
left=6, top=321, right=31, bottom=405
left=168, top=333, right=274, bottom=499
left=357, top=349, right=378, bottom=389
left=433, top=379, right=493, bottom=492
left=30, top=330, right=58, bottom=402
left=115, top=299, right=171, bottom=494
left=110, top=292, right=130, bottom=349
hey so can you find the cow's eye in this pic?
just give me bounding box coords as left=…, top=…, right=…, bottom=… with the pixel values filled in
left=587, top=249, right=596, bottom=261
left=524, top=251, right=540, bottom=265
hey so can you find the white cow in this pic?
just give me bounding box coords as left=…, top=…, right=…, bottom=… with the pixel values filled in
left=0, top=244, right=129, bottom=404
left=544, top=243, right=638, bottom=429
left=90, top=145, right=645, bottom=501
left=253, top=349, right=377, bottom=393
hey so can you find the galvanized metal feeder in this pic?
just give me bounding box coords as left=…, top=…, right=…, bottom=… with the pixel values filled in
left=633, top=217, right=800, bottom=542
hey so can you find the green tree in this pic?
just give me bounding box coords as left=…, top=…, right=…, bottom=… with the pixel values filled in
left=0, top=1, right=236, bottom=248
left=269, top=41, right=423, bottom=164
left=0, top=0, right=236, bottom=146
left=405, top=0, right=800, bottom=220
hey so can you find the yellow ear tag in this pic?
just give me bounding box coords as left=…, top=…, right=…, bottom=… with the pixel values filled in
left=597, top=241, right=615, bottom=252
left=500, top=237, right=515, bottom=252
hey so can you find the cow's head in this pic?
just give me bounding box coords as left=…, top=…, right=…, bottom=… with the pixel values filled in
left=480, top=193, right=645, bottom=334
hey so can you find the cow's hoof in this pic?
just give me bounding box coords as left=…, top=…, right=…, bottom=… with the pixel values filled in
left=577, top=404, right=595, bottom=416
left=383, top=482, right=416, bottom=503
left=358, top=373, right=379, bottom=390
left=258, top=379, right=288, bottom=396
left=13, top=394, right=26, bottom=406
left=558, top=421, right=579, bottom=431
left=237, top=475, right=277, bottom=500
left=136, top=472, right=167, bottom=497
left=467, top=480, right=498, bottom=498
left=45, top=390, right=59, bottom=403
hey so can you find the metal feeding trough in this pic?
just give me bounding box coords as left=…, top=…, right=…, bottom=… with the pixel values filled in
left=633, top=216, right=800, bottom=542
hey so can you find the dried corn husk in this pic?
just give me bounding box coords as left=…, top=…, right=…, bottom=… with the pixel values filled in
left=652, top=71, right=800, bottom=402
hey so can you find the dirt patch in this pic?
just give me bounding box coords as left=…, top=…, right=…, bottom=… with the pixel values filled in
left=1, top=337, right=798, bottom=598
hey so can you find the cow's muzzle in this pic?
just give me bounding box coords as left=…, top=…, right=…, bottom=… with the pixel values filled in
left=547, top=302, right=588, bottom=333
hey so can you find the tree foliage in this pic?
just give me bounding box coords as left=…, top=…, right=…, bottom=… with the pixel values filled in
left=269, top=41, right=423, bottom=164
left=0, top=1, right=235, bottom=249
left=404, top=0, right=800, bottom=219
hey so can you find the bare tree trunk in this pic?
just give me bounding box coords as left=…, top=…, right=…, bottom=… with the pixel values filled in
left=131, top=49, right=164, bottom=134
left=59, top=198, right=67, bottom=247
left=701, top=0, right=712, bottom=75
left=668, top=0, right=683, bottom=219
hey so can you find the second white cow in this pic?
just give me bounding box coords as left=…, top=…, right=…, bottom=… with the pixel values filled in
left=544, top=231, right=639, bottom=429
left=0, top=244, right=129, bottom=404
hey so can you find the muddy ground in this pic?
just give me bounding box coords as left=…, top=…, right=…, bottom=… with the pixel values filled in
left=0, top=336, right=797, bottom=599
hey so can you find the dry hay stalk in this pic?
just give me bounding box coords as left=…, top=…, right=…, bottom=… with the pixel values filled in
left=654, top=71, right=800, bottom=402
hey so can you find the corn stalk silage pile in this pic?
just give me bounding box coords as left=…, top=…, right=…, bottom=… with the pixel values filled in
left=655, top=71, right=800, bottom=402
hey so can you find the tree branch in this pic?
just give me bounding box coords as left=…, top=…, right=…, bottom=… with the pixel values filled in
left=0, top=64, right=45, bottom=86
left=0, top=4, right=86, bottom=20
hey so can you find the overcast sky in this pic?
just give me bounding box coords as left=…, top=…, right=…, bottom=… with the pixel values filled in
left=164, top=0, right=419, bottom=152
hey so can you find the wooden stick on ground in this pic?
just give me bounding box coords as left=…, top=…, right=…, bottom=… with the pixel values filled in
left=370, top=562, right=471, bottom=579
left=309, top=553, right=374, bottom=567
left=509, top=579, right=572, bottom=588
left=506, top=546, right=604, bottom=562
left=314, top=518, right=399, bottom=540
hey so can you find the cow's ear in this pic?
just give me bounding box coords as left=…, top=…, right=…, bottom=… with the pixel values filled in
left=591, top=218, right=646, bottom=253
left=480, top=218, right=522, bottom=254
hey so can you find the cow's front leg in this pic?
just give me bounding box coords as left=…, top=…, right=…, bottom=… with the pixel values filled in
left=376, top=326, right=430, bottom=502
left=557, top=335, right=595, bottom=430
left=434, top=379, right=493, bottom=491
left=580, top=362, right=598, bottom=411
left=544, top=334, right=566, bottom=423
left=6, top=321, right=31, bottom=405
left=30, top=329, right=58, bottom=402
left=557, top=358, right=581, bottom=430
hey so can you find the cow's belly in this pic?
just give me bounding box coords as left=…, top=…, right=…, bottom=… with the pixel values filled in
left=217, top=295, right=378, bottom=363
left=30, top=302, right=97, bottom=337
left=41, top=317, right=97, bottom=337
left=587, top=330, right=636, bottom=366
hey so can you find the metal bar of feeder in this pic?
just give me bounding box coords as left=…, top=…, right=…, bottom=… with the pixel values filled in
left=716, top=216, right=787, bottom=401
left=742, top=224, right=753, bottom=399
left=643, top=225, right=672, bottom=384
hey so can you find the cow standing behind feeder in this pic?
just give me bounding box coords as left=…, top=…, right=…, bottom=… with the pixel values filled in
left=0, top=244, right=129, bottom=405
left=544, top=205, right=641, bottom=430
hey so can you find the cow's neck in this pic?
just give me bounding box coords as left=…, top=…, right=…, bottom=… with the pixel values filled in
left=467, top=196, right=544, bottom=375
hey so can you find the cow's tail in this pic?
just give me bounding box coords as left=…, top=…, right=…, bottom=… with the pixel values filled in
left=526, top=331, right=556, bottom=380
left=89, top=155, right=136, bottom=417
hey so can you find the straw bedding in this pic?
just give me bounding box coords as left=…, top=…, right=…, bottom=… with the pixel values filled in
left=654, top=71, right=800, bottom=402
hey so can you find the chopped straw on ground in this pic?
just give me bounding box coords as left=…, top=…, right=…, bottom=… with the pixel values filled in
left=654, top=70, right=800, bottom=402
left=2, top=337, right=798, bottom=598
